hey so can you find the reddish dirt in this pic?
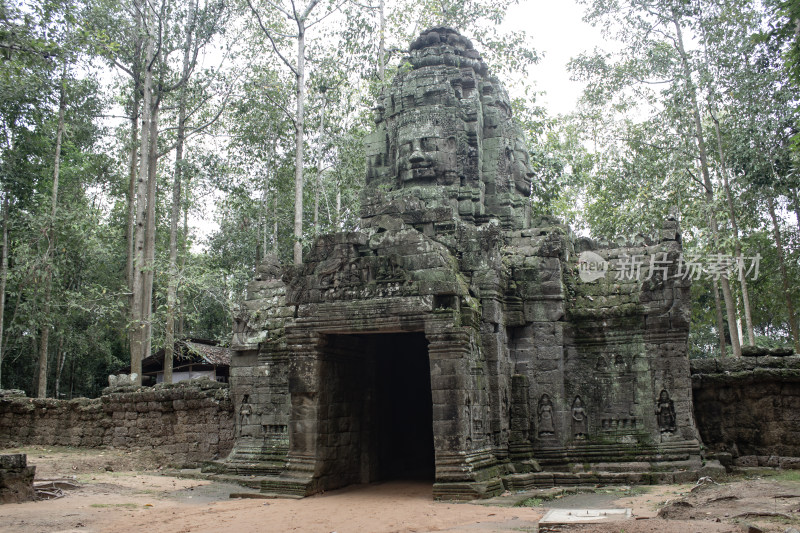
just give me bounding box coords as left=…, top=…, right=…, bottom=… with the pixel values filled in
left=2, top=446, right=800, bottom=533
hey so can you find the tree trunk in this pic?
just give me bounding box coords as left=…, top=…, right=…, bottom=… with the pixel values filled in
left=293, top=25, right=306, bottom=265
left=711, top=114, right=755, bottom=346
left=0, top=195, right=7, bottom=388
left=336, top=188, right=341, bottom=226
left=179, top=196, right=188, bottom=339
left=261, top=136, right=275, bottom=256
left=314, top=95, right=326, bottom=235
left=712, top=277, right=727, bottom=357
left=37, top=278, right=52, bottom=397
left=164, top=107, right=183, bottom=385
left=273, top=193, right=278, bottom=253
left=767, top=195, right=800, bottom=351
left=130, top=9, right=155, bottom=385
left=126, top=86, right=140, bottom=323
left=261, top=177, right=268, bottom=258
left=125, top=0, right=143, bottom=310
left=141, top=101, right=159, bottom=363
left=672, top=11, right=742, bottom=357
left=37, top=67, right=67, bottom=398
left=378, top=0, right=385, bottom=82
left=54, top=335, right=65, bottom=398
left=165, top=4, right=197, bottom=385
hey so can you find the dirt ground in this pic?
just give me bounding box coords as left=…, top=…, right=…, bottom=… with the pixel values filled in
left=2, top=447, right=800, bottom=533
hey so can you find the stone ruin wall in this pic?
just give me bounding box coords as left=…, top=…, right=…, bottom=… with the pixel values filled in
left=1, top=363, right=800, bottom=471
left=691, top=354, right=800, bottom=468
left=0, top=380, right=233, bottom=465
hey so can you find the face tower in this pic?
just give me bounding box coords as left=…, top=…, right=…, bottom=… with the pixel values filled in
left=222, top=27, right=705, bottom=500
left=362, top=26, right=532, bottom=230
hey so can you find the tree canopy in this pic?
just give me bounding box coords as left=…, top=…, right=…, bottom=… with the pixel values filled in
left=0, top=0, right=797, bottom=396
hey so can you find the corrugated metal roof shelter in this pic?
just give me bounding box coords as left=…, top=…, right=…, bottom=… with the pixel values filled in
left=134, top=339, right=231, bottom=385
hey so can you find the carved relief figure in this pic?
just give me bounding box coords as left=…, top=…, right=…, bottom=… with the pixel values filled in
left=290, top=393, right=317, bottom=453
left=239, top=394, right=254, bottom=437
left=537, top=394, right=555, bottom=436
left=571, top=396, right=588, bottom=439
left=656, top=389, right=676, bottom=433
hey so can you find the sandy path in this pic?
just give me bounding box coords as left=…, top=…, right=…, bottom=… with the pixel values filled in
left=4, top=447, right=800, bottom=533
left=99, top=481, right=543, bottom=533
left=0, top=446, right=542, bottom=533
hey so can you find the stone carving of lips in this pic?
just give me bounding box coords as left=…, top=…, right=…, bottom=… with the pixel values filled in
left=409, top=155, right=433, bottom=169
left=408, top=155, right=434, bottom=177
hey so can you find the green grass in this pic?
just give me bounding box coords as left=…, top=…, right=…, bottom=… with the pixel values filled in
left=604, top=486, right=650, bottom=497
left=769, top=470, right=800, bottom=482
left=733, top=468, right=800, bottom=483
left=514, top=485, right=650, bottom=508
left=515, top=497, right=544, bottom=507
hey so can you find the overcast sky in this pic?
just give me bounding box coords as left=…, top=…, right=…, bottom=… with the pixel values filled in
left=504, top=0, right=607, bottom=115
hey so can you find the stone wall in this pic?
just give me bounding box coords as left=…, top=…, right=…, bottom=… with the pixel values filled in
left=0, top=379, right=233, bottom=465
left=691, top=355, right=800, bottom=467
left=5, top=356, right=800, bottom=472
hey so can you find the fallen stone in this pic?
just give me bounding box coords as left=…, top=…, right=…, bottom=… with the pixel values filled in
left=0, top=454, right=35, bottom=504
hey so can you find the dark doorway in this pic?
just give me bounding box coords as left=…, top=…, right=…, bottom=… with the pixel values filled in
left=373, top=333, right=435, bottom=480
left=319, top=332, right=434, bottom=487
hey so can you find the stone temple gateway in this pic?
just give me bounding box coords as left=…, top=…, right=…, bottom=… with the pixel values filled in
left=222, top=27, right=704, bottom=499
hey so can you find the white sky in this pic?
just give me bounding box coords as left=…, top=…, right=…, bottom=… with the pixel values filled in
left=504, top=0, right=607, bottom=115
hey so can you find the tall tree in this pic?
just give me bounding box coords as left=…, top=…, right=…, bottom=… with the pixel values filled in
left=128, top=0, right=156, bottom=384
left=125, top=0, right=227, bottom=383
left=246, top=0, right=330, bottom=265
left=670, top=4, right=741, bottom=357
left=163, top=0, right=230, bottom=384
left=571, top=0, right=755, bottom=356
left=0, top=196, right=7, bottom=388
left=37, top=63, right=67, bottom=398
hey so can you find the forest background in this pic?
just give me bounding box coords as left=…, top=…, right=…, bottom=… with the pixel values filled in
left=1, top=0, right=798, bottom=398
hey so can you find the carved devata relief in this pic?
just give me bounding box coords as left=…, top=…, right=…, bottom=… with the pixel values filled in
left=238, top=393, right=255, bottom=438
left=656, top=389, right=677, bottom=434
left=537, top=394, right=555, bottom=437
left=572, top=396, right=588, bottom=439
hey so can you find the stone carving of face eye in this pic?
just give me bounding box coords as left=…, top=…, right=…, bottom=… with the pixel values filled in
left=419, top=137, right=438, bottom=151
left=398, top=141, right=413, bottom=159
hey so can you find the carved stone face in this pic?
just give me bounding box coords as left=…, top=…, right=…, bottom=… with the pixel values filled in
left=362, top=27, right=533, bottom=229
left=511, top=145, right=534, bottom=195
left=395, top=112, right=458, bottom=185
